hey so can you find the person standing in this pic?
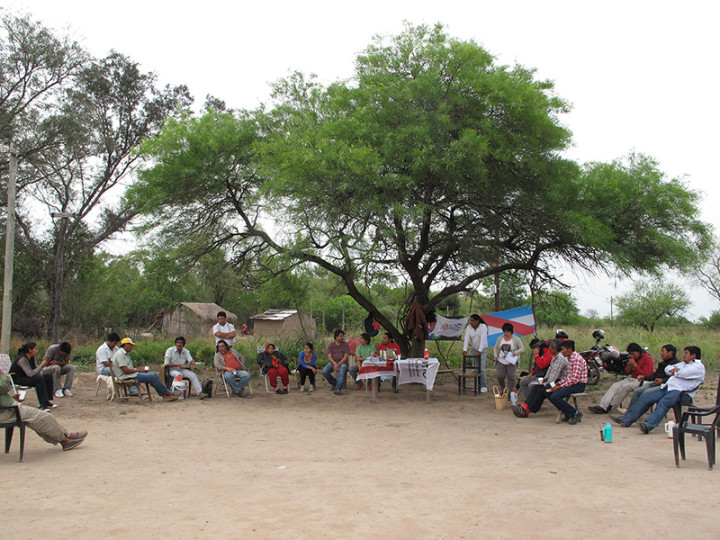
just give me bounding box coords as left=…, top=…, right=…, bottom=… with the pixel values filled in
left=111, top=338, right=181, bottom=401
left=164, top=336, right=208, bottom=399
left=493, top=323, right=524, bottom=397
left=95, top=333, right=120, bottom=376
left=213, top=311, right=236, bottom=348
left=42, top=342, right=76, bottom=398
left=462, top=314, right=489, bottom=393
left=324, top=329, right=350, bottom=395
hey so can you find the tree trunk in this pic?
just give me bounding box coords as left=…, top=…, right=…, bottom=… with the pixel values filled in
left=50, top=218, right=68, bottom=342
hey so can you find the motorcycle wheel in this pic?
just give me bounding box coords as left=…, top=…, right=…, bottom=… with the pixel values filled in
left=586, top=363, right=600, bottom=386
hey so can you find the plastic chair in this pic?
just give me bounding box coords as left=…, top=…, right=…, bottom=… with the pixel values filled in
left=0, top=404, right=26, bottom=462
left=673, top=404, right=720, bottom=470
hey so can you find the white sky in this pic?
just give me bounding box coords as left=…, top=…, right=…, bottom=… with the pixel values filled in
left=7, top=0, right=720, bottom=320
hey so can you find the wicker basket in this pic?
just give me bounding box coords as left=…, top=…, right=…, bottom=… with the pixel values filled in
left=493, top=385, right=509, bottom=410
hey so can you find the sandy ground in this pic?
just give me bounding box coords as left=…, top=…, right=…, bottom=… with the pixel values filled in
left=3, top=369, right=719, bottom=539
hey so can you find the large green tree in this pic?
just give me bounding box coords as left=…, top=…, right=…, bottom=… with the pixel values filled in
left=133, top=24, right=710, bottom=354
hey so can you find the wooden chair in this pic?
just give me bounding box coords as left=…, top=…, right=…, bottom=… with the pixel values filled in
left=457, top=355, right=483, bottom=395
left=0, top=404, right=26, bottom=462
left=108, top=361, right=152, bottom=402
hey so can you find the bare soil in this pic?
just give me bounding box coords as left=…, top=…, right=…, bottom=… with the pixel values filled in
left=4, top=370, right=719, bottom=539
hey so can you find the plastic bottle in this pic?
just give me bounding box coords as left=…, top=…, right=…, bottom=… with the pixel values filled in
left=602, top=422, right=613, bottom=443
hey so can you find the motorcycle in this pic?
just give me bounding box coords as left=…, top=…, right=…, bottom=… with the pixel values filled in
left=579, top=329, right=625, bottom=385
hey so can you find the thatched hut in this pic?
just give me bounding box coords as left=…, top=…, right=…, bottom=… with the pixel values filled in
left=249, top=309, right=315, bottom=338
left=162, top=302, right=238, bottom=338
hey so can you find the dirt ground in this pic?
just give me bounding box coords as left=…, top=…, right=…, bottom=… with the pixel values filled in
left=3, top=369, right=719, bottom=539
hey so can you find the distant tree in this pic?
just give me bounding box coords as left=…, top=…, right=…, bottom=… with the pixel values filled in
left=13, top=51, right=192, bottom=340
left=533, top=290, right=581, bottom=326
left=585, top=308, right=600, bottom=320
left=695, top=241, right=720, bottom=305
left=615, top=280, right=691, bottom=331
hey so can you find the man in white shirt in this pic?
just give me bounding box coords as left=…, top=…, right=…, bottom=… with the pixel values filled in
left=95, top=332, right=120, bottom=375
left=611, top=345, right=705, bottom=433
left=213, top=311, right=236, bottom=348
left=462, top=314, right=489, bottom=393
left=164, top=336, right=207, bottom=399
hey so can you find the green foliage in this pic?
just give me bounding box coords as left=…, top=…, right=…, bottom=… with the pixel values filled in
left=533, top=290, right=581, bottom=326
left=700, top=311, right=720, bottom=330
left=616, top=279, right=691, bottom=332
left=127, top=23, right=709, bottom=356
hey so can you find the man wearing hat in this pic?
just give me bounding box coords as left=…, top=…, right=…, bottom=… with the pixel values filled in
left=111, top=338, right=181, bottom=401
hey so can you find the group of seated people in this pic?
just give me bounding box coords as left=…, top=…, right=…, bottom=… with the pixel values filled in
left=4, top=308, right=709, bottom=457
left=511, top=337, right=705, bottom=433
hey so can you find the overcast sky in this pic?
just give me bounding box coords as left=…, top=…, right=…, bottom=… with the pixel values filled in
left=7, top=0, right=720, bottom=320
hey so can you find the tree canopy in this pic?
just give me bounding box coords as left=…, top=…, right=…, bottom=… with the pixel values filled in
left=132, top=23, right=710, bottom=353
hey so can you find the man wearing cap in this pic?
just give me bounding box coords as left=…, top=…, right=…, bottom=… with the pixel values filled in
left=111, top=338, right=181, bottom=401
left=164, top=336, right=207, bottom=399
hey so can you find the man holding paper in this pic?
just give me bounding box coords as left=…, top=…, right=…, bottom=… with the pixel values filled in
left=493, top=323, right=525, bottom=399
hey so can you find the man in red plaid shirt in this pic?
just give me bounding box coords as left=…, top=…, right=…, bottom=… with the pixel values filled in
left=547, top=340, right=587, bottom=424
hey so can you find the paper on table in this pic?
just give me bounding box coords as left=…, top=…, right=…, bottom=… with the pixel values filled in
left=506, top=352, right=519, bottom=365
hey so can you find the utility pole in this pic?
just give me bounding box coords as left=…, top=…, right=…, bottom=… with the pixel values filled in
left=1, top=144, right=18, bottom=355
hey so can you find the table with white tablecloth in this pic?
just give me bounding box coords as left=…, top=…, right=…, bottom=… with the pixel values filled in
left=356, top=357, right=439, bottom=400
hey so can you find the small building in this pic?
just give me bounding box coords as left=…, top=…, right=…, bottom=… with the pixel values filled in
left=162, top=302, right=237, bottom=338
left=250, top=309, right=315, bottom=338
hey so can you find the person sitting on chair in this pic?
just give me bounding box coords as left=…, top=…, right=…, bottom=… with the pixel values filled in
left=297, top=342, right=318, bottom=392
left=258, top=343, right=290, bottom=394
left=588, top=342, right=654, bottom=414
left=95, top=333, right=120, bottom=376
left=610, top=346, right=705, bottom=433
left=324, top=329, right=351, bottom=395
left=111, top=338, right=181, bottom=402
left=10, top=342, right=56, bottom=410
left=214, top=340, right=251, bottom=398
left=512, top=339, right=566, bottom=418
left=375, top=332, right=401, bottom=357
left=1, top=363, right=87, bottom=452
left=164, top=336, right=208, bottom=399
left=42, top=342, right=76, bottom=399
left=350, top=333, right=374, bottom=390
left=547, top=340, right=587, bottom=425
left=625, top=344, right=680, bottom=410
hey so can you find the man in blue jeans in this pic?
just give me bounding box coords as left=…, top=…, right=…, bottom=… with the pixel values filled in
left=610, top=345, right=704, bottom=433
left=111, top=338, right=181, bottom=402
left=548, top=340, right=587, bottom=425
left=323, top=329, right=350, bottom=395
